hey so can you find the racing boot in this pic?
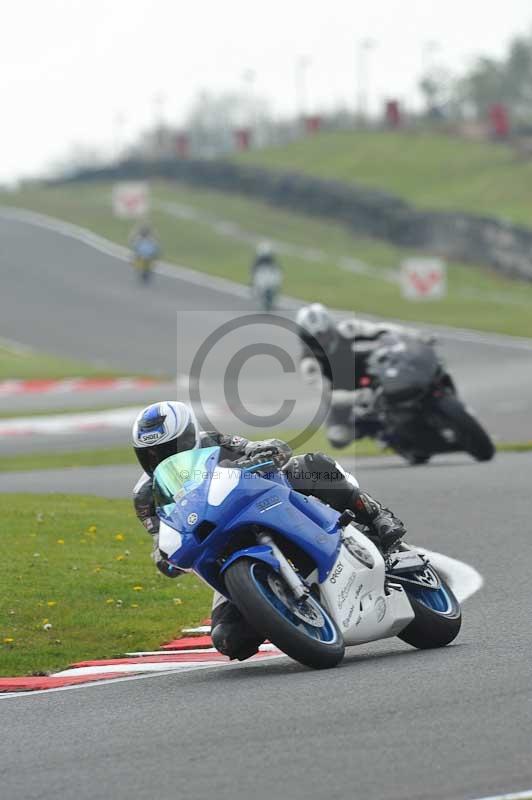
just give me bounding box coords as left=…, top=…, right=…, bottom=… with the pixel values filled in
left=210, top=600, right=264, bottom=661
left=350, top=491, right=406, bottom=554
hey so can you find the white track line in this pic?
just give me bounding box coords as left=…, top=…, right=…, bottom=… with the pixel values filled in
left=0, top=402, right=221, bottom=438
left=53, top=660, right=226, bottom=677
left=469, top=791, right=532, bottom=800
left=2, top=205, right=532, bottom=353
left=0, top=654, right=287, bottom=700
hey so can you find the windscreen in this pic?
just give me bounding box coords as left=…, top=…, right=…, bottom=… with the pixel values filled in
left=153, top=446, right=220, bottom=507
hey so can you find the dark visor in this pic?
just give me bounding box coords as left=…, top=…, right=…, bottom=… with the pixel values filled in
left=134, top=420, right=197, bottom=476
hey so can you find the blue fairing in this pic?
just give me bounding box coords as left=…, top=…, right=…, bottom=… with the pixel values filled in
left=153, top=447, right=341, bottom=596
left=221, top=545, right=281, bottom=575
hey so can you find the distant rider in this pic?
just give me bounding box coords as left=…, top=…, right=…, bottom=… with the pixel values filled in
left=250, top=241, right=282, bottom=284
left=129, top=223, right=160, bottom=281
left=296, top=303, right=422, bottom=448
left=132, top=401, right=406, bottom=661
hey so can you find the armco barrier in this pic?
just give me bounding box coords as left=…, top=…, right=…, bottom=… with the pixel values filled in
left=56, top=158, right=532, bottom=281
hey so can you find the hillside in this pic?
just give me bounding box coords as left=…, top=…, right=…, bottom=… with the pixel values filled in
left=237, top=130, right=532, bottom=227
left=2, top=181, right=532, bottom=338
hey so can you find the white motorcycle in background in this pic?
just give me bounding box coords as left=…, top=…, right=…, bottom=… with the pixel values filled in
left=252, top=264, right=282, bottom=311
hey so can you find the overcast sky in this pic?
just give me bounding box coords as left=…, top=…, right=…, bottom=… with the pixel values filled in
left=2, top=0, right=532, bottom=183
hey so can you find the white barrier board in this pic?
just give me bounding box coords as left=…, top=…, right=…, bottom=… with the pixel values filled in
left=400, top=258, right=447, bottom=300
left=112, top=182, right=150, bottom=219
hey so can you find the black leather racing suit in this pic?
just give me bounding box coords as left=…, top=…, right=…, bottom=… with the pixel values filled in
left=299, top=319, right=416, bottom=447
left=133, top=431, right=405, bottom=661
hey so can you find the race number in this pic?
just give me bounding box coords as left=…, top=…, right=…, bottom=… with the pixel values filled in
left=112, top=182, right=150, bottom=219
left=400, top=258, right=447, bottom=301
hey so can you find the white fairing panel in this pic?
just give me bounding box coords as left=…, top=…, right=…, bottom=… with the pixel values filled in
left=158, top=520, right=183, bottom=559
left=207, top=466, right=241, bottom=507
left=320, top=524, right=414, bottom=646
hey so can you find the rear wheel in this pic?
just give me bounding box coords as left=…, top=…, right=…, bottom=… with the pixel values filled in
left=434, top=396, right=495, bottom=461
left=398, top=576, right=462, bottom=649
left=224, top=559, right=345, bottom=669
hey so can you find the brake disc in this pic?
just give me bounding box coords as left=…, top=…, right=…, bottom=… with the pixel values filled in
left=266, top=573, right=325, bottom=627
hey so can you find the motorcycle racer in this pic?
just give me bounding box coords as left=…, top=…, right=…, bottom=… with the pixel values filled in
left=129, top=223, right=160, bottom=282
left=132, top=401, right=406, bottom=661
left=250, top=241, right=283, bottom=311
left=250, top=241, right=282, bottom=282
left=295, top=303, right=422, bottom=448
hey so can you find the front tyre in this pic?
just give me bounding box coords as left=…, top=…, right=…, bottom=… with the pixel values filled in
left=224, top=559, right=345, bottom=669
left=398, top=576, right=462, bottom=649
left=434, top=396, right=495, bottom=461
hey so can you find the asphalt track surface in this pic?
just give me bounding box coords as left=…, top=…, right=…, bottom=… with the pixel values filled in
left=1, top=210, right=532, bottom=456
left=1, top=210, right=532, bottom=800
left=2, top=451, right=532, bottom=800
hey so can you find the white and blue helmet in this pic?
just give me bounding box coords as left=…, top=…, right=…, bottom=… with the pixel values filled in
left=296, top=303, right=337, bottom=349
left=132, top=401, right=200, bottom=475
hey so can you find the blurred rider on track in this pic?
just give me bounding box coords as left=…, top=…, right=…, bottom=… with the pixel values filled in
left=129, top=223, right=160, bottom=283
left=250, top=241, right=282, bottom=311
left=296, top=303, right=421, bottom=448
left=132, top=400, right=406, bottom=661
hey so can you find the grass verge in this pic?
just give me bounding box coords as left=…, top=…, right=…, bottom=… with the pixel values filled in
left=0, top=446, right=137, bottom=473
left=238, top=129, right=532, bottom=226
left=1, top=436, right=531, bottom=475
left=0, top=434, right=383, bottom=474
left=0, top=342, right=124, bottom=381
left=2, top=182, right=532, bottom=338
left=0, top=494, right=211, bottom=677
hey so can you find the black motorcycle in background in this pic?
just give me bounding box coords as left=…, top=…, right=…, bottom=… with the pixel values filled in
left=365, top=334, right=495, bottom=465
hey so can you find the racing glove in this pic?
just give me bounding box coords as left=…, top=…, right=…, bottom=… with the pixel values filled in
left=244, top=439, right=293, bottom=467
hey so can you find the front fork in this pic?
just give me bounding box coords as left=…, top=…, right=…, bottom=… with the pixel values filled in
left=257, top=532, right=310, bottom=601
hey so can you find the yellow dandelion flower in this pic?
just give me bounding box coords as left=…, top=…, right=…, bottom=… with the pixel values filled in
left=105, top=598, right=114, bottom=604
left=133, top=585, right=143, bottom=592
left=130, top=603, right=139, bottom=608
left=3, top=637, right=14, bottom=644
left=173, top=598, right=183, bottom=605
left=87, top=525, right=97, bottom=533
left=93, top=566, right=102, bottom=573
left=42, top=619, right=49, bottom=624
left=115, top=533, right=125, bottom=541
left=56, top=539, right=65, bottom=545
left=47, top=600, right=57, bottom=607
left=115, top=555, right=125, bottom=561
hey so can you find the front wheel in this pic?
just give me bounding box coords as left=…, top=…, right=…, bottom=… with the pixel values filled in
left=260, top=288, right=275, bottom=312
left=224, top=559, right=345, bottom=669
left=433, top=395, right=495, bottom=461
left=398, top=575, right=462, bottom=649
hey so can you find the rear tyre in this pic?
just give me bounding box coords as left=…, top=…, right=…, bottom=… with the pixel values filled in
left=434, top=396, right=495, bottom=461
left=224, top=559, right=345, bottom=669
left=398, top=576, right=462, bottom=649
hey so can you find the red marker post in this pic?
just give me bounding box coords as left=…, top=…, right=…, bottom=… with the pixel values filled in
left=489, top=104, right=510, bottom=139
left=385, top=100, right=401, bottom=129
left=176, top=132, right=189, bottom=158
left=304, top=115, right=322, bottom=134
left=234, top=128, right=252, bottom=152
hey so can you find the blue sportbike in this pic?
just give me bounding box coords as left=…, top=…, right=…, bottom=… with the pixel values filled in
left=154, top=446, right=462, bottom=669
